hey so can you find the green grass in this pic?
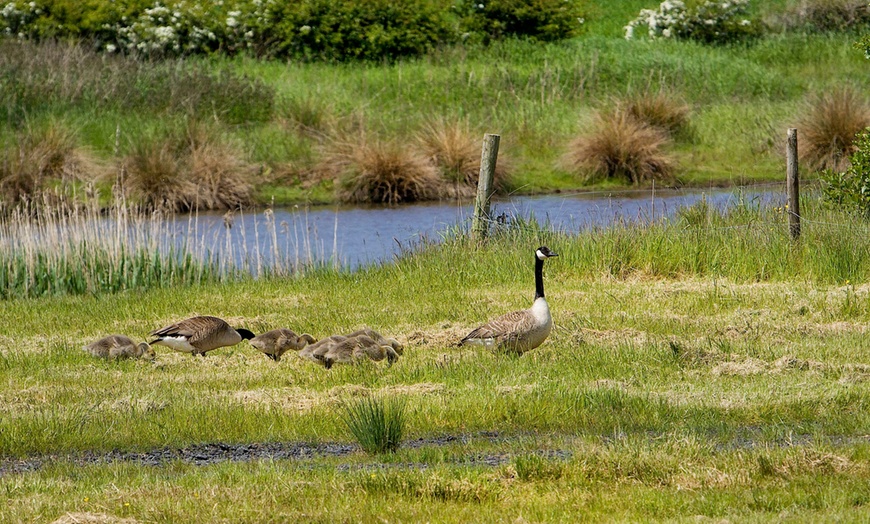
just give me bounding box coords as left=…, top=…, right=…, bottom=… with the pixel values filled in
left=2, top=194, right=870, bottom=520
left=2, top=8, right=868, bottom=205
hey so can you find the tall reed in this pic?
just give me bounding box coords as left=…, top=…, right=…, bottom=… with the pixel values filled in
left=0, top=196, right=338, bottom=299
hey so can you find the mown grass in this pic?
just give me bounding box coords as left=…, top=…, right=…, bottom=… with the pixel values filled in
left=1, top=194, right=870, bottom=520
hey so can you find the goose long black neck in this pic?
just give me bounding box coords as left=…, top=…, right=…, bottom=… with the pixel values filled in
left=534, top=256, right=545, bottom=299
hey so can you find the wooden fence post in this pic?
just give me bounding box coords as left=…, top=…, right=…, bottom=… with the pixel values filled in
left=471, top=133, right=500, bottom=242
left=786, top=128, right=801, bottom=240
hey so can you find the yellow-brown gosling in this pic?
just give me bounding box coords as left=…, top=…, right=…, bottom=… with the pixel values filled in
left=249, top=328, right=316, bottom=362
left=321, top=334, right=402, bottom=369
left=83, top=335, right=156, bottom=360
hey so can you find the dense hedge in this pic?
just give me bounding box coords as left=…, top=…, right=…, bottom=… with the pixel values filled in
left=0, top=0, right=586, bottom=61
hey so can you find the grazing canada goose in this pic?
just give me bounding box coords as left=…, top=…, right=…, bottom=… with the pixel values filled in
left=321, top=334, right=402, bottom=369
left=83, top=335, right=156, bottom=360
left=460, top=246, right=558, bottom=354
left=149, top=315, right=255, bottom=356
left=249, top=328, right=316, bottom=361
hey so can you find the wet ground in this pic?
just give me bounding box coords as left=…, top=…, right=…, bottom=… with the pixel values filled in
left=0, top=431, right=575, bottom=477
left=4, top=430, right=865, bottom=477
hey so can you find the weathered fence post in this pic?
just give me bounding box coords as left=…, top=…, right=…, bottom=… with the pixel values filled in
left=471, top=133, right=500, bottom=242
left=786, top=128, right=801, bottom=240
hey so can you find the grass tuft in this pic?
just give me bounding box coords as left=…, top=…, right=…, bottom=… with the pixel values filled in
left=0, top=123, right=101, bottom=206
left=620, top=91, right=692, bottom=141
left=341, top=394, right=406, bottom=454
left=122, top=122, right=255, bottom=211
left=797, top=87, right=870, bottom=172
left=417, top=119, right=511, bottom=197
left=564, top=110, right=675, bottom=184
left=325, top=135, right=441, bottom=204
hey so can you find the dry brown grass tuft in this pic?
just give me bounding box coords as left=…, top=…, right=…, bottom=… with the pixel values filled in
left=121, top=123, right=256, bottom=211
left=186, top=126, right=257, bottom=210
left=0, top=123, right=101, bottom=205
left=323, top=135, right=442, bottom=204
left=417, top=119, right=511, bottom=198
left=564, top=110, right=675, bottom=184
left=797, top=87, right=870, bottom=172
left=620, top=92, right=691, bottom=139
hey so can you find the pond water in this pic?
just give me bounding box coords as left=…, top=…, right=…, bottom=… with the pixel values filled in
left=182, top=185, right=783, bottom=272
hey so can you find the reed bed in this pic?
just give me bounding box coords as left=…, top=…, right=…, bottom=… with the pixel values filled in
left=0, top=197, right=337, bottom=299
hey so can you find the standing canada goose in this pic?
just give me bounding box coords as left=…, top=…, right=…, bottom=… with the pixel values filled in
left=84, top=335, right=156, bottom=360
left=322, top=334, right=402, bottom=369
left=460, top=246, right=558, bottom=354
left=249, top=328, right=316, bottom=362
left=149, top=315, right=255, bottom=356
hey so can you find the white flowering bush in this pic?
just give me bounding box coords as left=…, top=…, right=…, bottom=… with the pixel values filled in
left=625, top=0, right=762, bottom=45
left=0, top=1, right=42, bottom=38
left=107, top=0, right=276, bottom=56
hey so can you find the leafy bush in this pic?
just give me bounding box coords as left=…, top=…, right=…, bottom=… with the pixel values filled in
left=821, top=129, right=870, bottom=215
left=625, top=0, right=762, bottom=45
left=267, top=0, right=455, bottom=62
left=456, top=0, right=585, bottom=44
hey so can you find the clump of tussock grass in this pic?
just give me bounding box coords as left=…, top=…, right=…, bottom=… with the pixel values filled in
left=324, top=136, right=441, bottom=204
left=0, top=123, right=102, bottom=206
left=797, top=87, right=870, bottom=172
left=417, top=119, right=511, bottom=198
left=341, top=395, right=406, bottom=454
left=563, top=110, right=675, bottom=184
left=620, top=91, right=692, bottom=141
left=121, top=123, right=256, bottom=211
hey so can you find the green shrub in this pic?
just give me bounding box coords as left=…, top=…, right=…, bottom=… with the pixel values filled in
left=625, top=0, right=763, bottom=45
left=821, top=128, right=870, bottom=215
left=456, top=0, right=585, bottom=43
left=273, top=0, right=455, bottom=62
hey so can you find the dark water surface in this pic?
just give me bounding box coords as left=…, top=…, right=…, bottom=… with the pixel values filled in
left=183, top=186, right=781, bottom=272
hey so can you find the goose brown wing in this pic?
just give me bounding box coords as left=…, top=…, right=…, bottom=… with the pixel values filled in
left=462, top=309, right=533, bottom=343
left=150, top=316, right=227, bottom=344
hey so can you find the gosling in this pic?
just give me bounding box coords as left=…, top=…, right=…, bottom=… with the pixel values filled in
left=321, top=334, right=402, bottom=369
left=249, top=328, right=316, bottom=362
left=84, top=335, right=156, bottom=360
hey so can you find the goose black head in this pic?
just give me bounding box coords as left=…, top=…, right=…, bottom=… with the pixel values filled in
left=237, top=328, right=256, bottom=340
left=536, top=246, right=558, bottom=260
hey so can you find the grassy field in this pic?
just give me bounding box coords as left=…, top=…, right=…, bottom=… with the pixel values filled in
left=2, top=1, right=869, bottom=208
left=2, top=196, right=870, bottom=522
